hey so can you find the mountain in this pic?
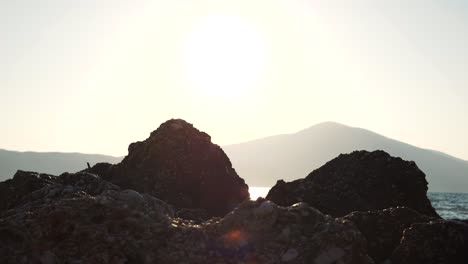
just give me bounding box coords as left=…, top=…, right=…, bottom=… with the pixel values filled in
left=223, top=122, right=468, bottom=193
left=0, top=149, right=122, bottom=181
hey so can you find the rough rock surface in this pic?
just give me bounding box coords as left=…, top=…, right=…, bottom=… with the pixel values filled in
left=2, top=127, right=466, bottom=263
left=0, top=171, right=173, bottom=263
left=391, top=220, right=468, bottom=264
left=0, top=170, right=55, bottom=212
left=0, top=170, right=120, bottom=213
left=342, top=207, right=435, bottom=262
left=89, top=119, right=249, bottom=217
left=0, top=171, right=373, bottom=264
left=266, top=150, right=439, bottom=218
left=160, top=198, right=373, bottom=264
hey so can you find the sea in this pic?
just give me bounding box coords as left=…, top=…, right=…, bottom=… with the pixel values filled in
left=249, top=187, right=468, bottom=220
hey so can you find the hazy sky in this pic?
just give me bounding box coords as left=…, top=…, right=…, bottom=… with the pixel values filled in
left=1, top=0, right=468, bottom=159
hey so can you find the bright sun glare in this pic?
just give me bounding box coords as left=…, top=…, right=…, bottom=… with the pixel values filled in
left=183, top=15, right=267, bottom=99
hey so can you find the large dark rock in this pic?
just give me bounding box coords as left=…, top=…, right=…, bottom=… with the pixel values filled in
left=0, top=171, right=174, bottom=263
left=266, top=150, right=439, bottom=218
left=0, top=170, right=55, bottom=212
left=89, top=119, right=249, bottom=217
left=0, top=170, right=119, bottom=213
left=0, top=171, right=373, bottom=264
left=342, top=207, right=435, bottom=262
left=159, top=199, right=373, bottom=264
left=391, top=220, right=468, bottom=264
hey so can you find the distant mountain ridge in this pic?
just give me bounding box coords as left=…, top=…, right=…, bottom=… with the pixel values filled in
left=0, top=149, right=122, bottom=181
left=1, top=122, right=467, bottom=192
left=223, top=122, right=468, bottom=193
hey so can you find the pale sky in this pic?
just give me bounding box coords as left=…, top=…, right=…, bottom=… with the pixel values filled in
left=1, top=0, right=468, bottom=160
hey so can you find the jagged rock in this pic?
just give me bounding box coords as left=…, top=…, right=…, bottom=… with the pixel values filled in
left=174, top=208, right=210, bottom=223
left=158, top=199, right=374, bottom=264
left=0, top=170, right=373, bottom=264
left=266, top=150, right=439, bottom=218
left=342, top=207, right=435, bottom=262
left=0, top=170, right=120, bottom=214
left=391, top=220, right=468, bottom=264
left=89, top=119, right=249, bottom=217
left=0, top=171, right=174, bottom=264
left=0, top=170, right=55, bottom=212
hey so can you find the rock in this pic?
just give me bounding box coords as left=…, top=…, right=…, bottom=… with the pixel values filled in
left=266, top=150, right=439, bottom=218
left=391, top=220, right=468, bottom=264
left=0, top=170, right=55, bottom=212
left=0, top=171, right=173, bottom=264
left=0, top=170, right=120, bottom=214
left=3, top=127, right=462, bottom=263
left=254, top=200, right=275, bottom=218
left=157, top=199, right=374, bottom=264
left=314, top=247, right=345, bottom=264
left=174, top=208, right=209, bottom=223
left=0, top=170, right=373, bottom=264
left=90, top=119, right=249, bottom=217
left=342, top=207, right=435, bottom=262
left=281, top=248, right=299, bottom=262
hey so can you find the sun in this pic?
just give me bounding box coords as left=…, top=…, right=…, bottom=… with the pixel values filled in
left=182, top=15, right=267, bottom=99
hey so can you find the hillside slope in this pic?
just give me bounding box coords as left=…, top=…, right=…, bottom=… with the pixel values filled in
left=0, top=149, right=122, bottom=180
left=224, top=122, right=468, bottom=193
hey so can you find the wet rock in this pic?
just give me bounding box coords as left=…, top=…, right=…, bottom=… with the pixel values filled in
left=342, top=207, right=435, bottom=262
left=267, top=150, right=439, bottom=218
left=391, top=220, right=468, bottom=264
left=90, top=119, right=249, bottom=217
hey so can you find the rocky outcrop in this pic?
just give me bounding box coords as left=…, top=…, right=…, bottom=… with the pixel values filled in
left=266, top=150, right=439, bottom=218
left=0, top=170, right=120, bottom=213
left=342, top=207, right=435, bottom=262
left=0, top=170, right=55, bottom=212
left=3, top=123, right=466, bottom=263
left=159, top=199, right=373, bottom=264
left=0, top=171, right=173, bottom=263
left=391, top=220, right=468, bottom=264
left=0, top=171, right=373, bottom=264
left=89, top=119, right=249, bottom=217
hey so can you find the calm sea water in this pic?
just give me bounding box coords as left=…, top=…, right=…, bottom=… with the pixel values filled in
left=250, top=187, right=468, bottom=220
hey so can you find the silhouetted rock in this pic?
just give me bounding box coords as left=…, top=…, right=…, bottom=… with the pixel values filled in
left=0, top=170, right=121, bottom=214
left=3, top=124, right=464, bottom=263
left=0, top=171, right=174, bottom=263
left=266, top=150, right=440, bottom=218
left=87, top=162, right=113, bottom=178
left=342, top=207, right=435, bottom=262
left=0, top=171, right=373, bottom=264
left=0, top=170, right=55, bottom=212
left=90, top=119, right=249, bottom=217
left=391, top=220, right=468, bottom=264
left=159, top=199, right=373, bottom=264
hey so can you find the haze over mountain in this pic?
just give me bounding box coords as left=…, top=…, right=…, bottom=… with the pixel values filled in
left=0, top=149, right=121, bottom=181
left=223, top=122, right=468, bottom=193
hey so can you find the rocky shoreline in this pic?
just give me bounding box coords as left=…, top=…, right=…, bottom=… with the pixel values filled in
left=0, top=119, right=467, bottom=263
